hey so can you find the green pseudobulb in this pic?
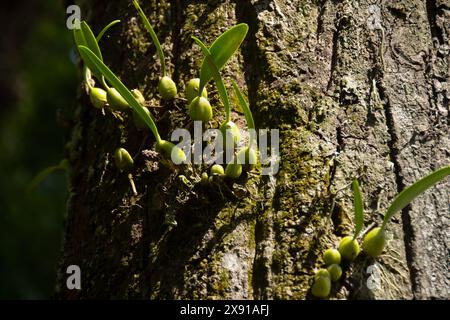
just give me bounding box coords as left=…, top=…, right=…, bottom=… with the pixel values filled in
left=186, top=78, right=207, bottom=104
left=107, top=88, right=130, bottom=110
left=114, top=148, right=134, bottom=171
left=225, top=160, right=242, bottom=179
left=311, top=275, right=331, bottom=298
left=323, top=248, right=341, bottom=266
left=210, top=164, right=225, bottom=176
left=236, top=146, right=257, bottom=171
left=327, top=264, right=342, bottom=282
left=158, top=76, right=177, bottom=100
left=314, top=269, right=330, bottom=281
left=200, top=172, right=209, bottom=184
left=131, top=89, right=150, bottom=130
left=189, top=96, right=212, bottom=122
left=219, top=121, right=241, bottom=149
left=156, top=140, right=186, bottom=164
left=89, top=87, right=107, bottom=109
left=131, top=88, right=146, bottom=105
left=338, top=236, right=360, bottom=261
left=362, top=227, right=386, bottom=258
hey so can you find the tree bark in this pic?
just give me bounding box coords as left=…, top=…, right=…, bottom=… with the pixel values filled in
left=57, top=0, right=449, bottom=299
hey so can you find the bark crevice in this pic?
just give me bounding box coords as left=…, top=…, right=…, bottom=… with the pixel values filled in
left=376, top=80, right=417, bottom=297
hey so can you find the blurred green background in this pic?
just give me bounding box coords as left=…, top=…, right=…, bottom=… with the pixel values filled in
left=0, top=1, right=77, bottom=298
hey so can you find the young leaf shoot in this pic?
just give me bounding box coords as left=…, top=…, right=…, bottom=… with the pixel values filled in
left=352, top=179, right=364, bottom=238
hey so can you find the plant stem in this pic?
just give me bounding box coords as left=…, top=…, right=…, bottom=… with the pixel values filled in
left=100, top=76, right=110, bottom=90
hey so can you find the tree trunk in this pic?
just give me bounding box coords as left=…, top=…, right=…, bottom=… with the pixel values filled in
left=57, top=0, right=449, bottom=299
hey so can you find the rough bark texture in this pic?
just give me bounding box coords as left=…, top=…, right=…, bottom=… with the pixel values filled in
left=57, top=0, right=449, bottom=299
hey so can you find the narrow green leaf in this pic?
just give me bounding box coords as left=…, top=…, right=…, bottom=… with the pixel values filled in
left=78, top=46, right=161, bottom=143
left=26, top=165, right=64, bottom=193
left=383, top=165, right=450, bottom=228
left=95, top=20, right=120, bottom=89
left=73, top=21, right=87, bottom=48
left=231, top=80, right=256, bottom=148
left=352, top=179, right=364, bottom=238
left=74, top=24, right=94, bottom=88
left=199, top=23, right=248, bottom=92
left=97, top=20, right=121, bottom=42
left=192, top=36, right=231, bottom=122
left=132, top=0, right=166, bottom=76
left=73, top=20, right=104, bottom=80
left=231, top=81, right=255, bottom=130
left=80, top=21, right=103, bottom=61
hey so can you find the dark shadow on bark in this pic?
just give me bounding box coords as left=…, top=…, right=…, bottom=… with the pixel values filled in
left=145, top=177, right=249, bottom=298
left=234, top=0, right=272, bottom=129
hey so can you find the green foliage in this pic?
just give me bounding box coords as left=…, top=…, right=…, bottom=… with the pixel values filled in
left=133, top=106, right=151, bottom=131
left=78, top=46, right=162, bottom=143
left=382, top=165, right=450, bottom=228
left=198, top=23, right=248, bottom=92
left=73, top=21, right=103, bottom=79
left=351, top=179, right=364, bottom=238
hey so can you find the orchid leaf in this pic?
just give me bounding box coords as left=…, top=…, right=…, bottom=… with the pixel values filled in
left=199, top=23, right=248, bottom=92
